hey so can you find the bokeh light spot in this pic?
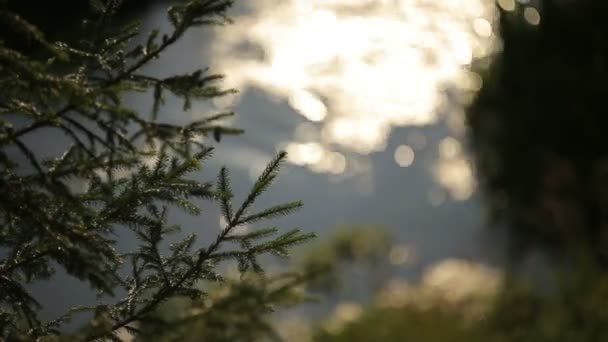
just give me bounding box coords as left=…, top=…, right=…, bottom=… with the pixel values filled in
left=524, top=7, right=541, bottom=26
left=473, top=18, right=493, bottom=37
left=394, top=145, right=415, bottom=167
left=497, top=0, right=516, bottom=11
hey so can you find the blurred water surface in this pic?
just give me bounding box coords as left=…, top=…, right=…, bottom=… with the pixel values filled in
left=147, top=0, right=501, bottom=260
left=128, top=0, right=503, bottom=278
left=33, top=0, right=507, bottom=322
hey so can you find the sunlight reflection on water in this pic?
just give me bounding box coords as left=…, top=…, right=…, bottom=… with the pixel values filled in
left=210, top=0, right=498, bottom=201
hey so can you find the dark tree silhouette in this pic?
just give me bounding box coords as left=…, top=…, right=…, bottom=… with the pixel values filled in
left=467, top=0, right=608, bottom=267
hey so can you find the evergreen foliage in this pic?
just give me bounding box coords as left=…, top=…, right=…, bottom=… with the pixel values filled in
left=0, top=1, right=315, bottom=340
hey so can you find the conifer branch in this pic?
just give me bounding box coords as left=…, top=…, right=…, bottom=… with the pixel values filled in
left=0, top=1, right=314, bottom=340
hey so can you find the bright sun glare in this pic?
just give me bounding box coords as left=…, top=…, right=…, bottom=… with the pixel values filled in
left=211, top=0, right=498, bottom=200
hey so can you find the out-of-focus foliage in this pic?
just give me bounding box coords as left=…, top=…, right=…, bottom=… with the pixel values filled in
left=0, top=1, right=316, bottom=340
left=468, top=0, right=608, bottom=266
left=298, top=227, right=392, bottom=292
left=297, top=242, right=608, bottom=342
left=143, top=227, right=395, bottom=341
left=312, top=268, right=608, bottom=342
left=306, top=254, right=500, bottom=342
left=135, top=273, right=310, bottom=342
left=485, top=271, right=608, bottom=342
left=315, top=306, right=484, bottom=342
